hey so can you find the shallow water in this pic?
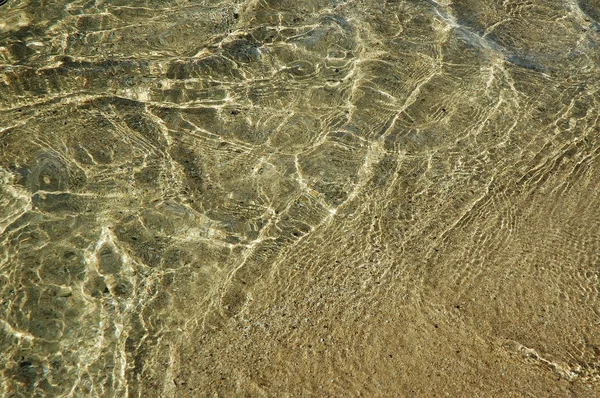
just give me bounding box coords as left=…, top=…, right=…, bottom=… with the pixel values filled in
left=1, top=0, right=599, bottom=396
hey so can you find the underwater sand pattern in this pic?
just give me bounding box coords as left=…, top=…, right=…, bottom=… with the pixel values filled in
left=1, top=0, right=600, bottom=396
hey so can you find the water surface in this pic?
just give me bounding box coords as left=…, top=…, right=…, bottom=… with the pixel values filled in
left=1, top=0, right=600, bottom=396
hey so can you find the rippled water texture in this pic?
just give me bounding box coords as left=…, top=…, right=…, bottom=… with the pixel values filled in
left=1, top=0, right=600, bottom=396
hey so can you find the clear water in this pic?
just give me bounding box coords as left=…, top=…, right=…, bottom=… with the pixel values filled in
left=1, top=0, right=600, bottom=396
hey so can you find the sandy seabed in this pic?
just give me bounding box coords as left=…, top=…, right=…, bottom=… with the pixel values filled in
left=1, top=0, right=600, bottom=396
